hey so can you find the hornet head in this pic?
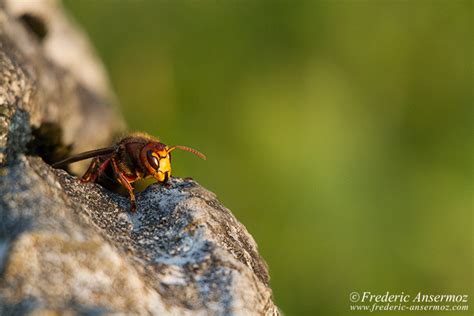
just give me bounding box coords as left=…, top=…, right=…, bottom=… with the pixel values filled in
left=140, top=142, right=206, bottom=183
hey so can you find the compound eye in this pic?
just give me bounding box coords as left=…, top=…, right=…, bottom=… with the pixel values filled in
left=147, top=150, right=159, bottom=169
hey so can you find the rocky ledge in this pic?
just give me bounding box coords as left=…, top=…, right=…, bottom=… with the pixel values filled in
left=0, top=0, right=278, bottom=315
left=0, top=156, right=277, bottom=315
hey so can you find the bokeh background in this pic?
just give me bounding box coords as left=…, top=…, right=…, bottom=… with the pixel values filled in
left=63, top=1, right=472, bottom=315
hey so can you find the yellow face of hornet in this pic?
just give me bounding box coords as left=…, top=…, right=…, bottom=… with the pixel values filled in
left=141, top=142, right=206, bottom=184
left=146, top=148, right=172, bottom=183
left=154, top=149, right=171, bottom=182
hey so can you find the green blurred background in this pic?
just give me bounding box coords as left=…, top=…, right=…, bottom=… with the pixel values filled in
left=63, top=1, right=472, bottom=315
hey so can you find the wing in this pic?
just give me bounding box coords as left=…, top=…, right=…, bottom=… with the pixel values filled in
left=52, top=147, right=115, bottom=168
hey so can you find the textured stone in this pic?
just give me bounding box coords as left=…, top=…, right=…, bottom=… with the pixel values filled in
left=0, top=0, right=123, bottom=166
left=0, top=0, right=278, bottom=315
left=0, top=157, right=277, bottom=315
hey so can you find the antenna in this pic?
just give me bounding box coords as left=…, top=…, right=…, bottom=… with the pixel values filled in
left=168, top=145, right=207, bottom=160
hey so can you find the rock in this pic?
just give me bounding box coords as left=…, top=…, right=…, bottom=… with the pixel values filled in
left=0, top=0, right=123, bottom=167
left=0, top=0, right=278, bottom=315
left=0, top=157, right=277, bottom=315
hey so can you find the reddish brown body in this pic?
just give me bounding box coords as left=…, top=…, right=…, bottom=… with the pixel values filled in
left=53, top=133, right=206, bottom=211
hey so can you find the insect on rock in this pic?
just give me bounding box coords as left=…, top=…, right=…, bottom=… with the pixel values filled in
left=53, top=133, right=206, bottom=211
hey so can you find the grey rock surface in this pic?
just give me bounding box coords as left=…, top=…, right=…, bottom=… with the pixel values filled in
left=0, top=0, right=123, bottom=166
left=0, top=157, right=277, bottom=315
left=0, top=0, right=278, bottom=315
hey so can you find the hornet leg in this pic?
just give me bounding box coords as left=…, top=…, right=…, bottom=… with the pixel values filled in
left=81, top=158, right=111, bottom=183
left=111, top=157, right=137, bottom=212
